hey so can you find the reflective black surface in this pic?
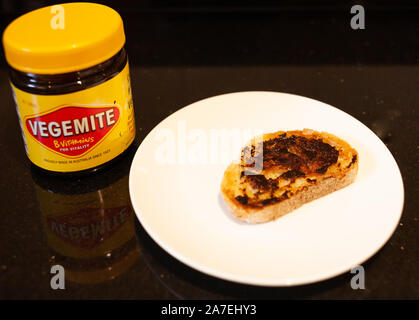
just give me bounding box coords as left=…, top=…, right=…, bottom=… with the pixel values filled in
left=0, top=5, right=418, bottom=299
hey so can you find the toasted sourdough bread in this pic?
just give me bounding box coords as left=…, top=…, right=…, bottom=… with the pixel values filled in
left=221, top=129, right=358, bottom=223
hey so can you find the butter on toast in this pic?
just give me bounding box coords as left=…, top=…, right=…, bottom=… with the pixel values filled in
left=221, top=129, right=358, bottom=223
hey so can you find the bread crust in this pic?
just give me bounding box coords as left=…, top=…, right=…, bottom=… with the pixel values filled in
left=221, top=129, right=358, bottom=223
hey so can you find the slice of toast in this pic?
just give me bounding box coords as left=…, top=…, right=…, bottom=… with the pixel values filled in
left=221, top=129, right=358, bottom=223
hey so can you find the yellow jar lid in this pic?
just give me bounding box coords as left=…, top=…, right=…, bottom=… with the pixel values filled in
left=2, top=3, right=126, bottom=74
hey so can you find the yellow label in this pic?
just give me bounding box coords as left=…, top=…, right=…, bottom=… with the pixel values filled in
left=11, top=63, right=135, bottom=172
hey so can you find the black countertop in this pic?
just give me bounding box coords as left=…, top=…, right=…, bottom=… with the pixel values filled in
left=0, top=7, right=418, bottom=299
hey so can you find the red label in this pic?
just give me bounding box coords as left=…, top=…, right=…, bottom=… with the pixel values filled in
left=46, top=205, right=132, bottom=248
left=25, top=106, right=120, bottom=157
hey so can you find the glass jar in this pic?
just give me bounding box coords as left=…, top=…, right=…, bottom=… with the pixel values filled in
left=2, top=3, right=136, bottom=174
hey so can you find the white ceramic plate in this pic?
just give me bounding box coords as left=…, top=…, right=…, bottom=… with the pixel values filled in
left=129, top=91, right=404, bottom=286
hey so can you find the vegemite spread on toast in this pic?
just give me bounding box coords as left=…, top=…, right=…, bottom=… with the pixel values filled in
left=237, top=131, right=353, bottom=208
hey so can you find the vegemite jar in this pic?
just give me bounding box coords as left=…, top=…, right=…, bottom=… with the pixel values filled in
left=2, top=3, right=136, bottom=174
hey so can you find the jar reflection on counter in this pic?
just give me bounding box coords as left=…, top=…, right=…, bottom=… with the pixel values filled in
left=31, top=148, right=139, bottom=284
